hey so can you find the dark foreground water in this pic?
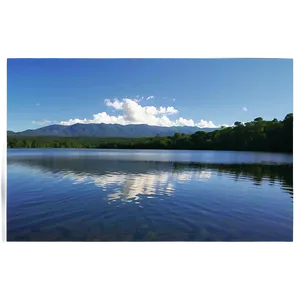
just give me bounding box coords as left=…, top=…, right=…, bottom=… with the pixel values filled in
left=7, top=149, right=293, bottom=241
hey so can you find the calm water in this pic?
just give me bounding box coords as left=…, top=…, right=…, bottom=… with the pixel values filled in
left=7, top=149, right=293, bottom=241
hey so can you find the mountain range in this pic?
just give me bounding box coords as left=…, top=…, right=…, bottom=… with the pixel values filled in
left=7, top=123, right=217, bottom=138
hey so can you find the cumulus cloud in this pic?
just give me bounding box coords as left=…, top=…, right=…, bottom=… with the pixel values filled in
left=243, top=107, right=248, bottom=112
left=104, top=98, right=124, bottom=110
left=174, top=117, right=195, bottom=127
left=58, top=97, right=221, bottom=128
left=32, top=120, right=51, bottom=126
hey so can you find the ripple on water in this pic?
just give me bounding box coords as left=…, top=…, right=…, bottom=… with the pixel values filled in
left=7, top=152, right=293, bottom=241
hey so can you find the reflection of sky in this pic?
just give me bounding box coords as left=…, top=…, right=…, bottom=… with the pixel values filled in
left=8, top=157, right=293, bottom=209
left=7, top=156, right=293, bottom=242
left=61, top=169, right=212, bottom=202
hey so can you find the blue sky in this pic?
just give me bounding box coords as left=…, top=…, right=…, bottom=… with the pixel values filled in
left=7, top=59, right=293, bottom=132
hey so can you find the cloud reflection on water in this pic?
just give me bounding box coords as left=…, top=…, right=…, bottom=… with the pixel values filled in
left=7, top=155, right=293, bottom=202
left=61, top=169, right=212, bottom=202
left=6, top=152, right=293, bottom=242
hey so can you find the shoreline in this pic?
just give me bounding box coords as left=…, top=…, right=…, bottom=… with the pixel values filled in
left=6, top=147, right=293, bottom=154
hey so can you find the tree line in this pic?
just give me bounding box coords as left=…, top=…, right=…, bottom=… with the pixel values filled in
left=7, top=114, right=293, bottom=153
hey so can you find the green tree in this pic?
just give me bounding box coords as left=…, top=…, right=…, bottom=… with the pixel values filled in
left=7, top=114, right=293, bottom=153
left=234, top=121, right=243, bottom=127
left=254, top=117, right=263, bottom=122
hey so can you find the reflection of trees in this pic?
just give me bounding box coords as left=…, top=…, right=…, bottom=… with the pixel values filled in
left=8, top=157, right=293, bottom=197
left=173, top=162, right=293, bottom=194
left=8, top=157, right=175, bottom=175
left=8, top=157, right=212, bottom=202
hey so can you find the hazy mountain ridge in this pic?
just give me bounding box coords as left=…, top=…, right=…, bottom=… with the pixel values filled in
left=7, top=123, right=217, bottom=138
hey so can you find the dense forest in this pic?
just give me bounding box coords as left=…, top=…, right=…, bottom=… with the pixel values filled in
left=7, top=114, right=293, bottom=153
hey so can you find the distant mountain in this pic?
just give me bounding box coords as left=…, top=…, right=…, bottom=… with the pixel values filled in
left=7, top=130, right=17, bottom=136
left=7, top=123, right=218, bottom=138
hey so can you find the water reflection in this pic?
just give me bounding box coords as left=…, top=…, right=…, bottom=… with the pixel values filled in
left=7, top=157, right=293, bottom=201
left=8, top=157, right=212, bottom=202
left=8, top=148, right=293, bottom=164
left=7, top=154, right=293, bottom=241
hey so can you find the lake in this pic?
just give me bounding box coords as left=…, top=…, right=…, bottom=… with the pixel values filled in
left=7, top=149, right=293, bottom=241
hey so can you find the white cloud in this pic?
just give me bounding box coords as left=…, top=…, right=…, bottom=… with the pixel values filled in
left=196, top=119, right=218, bottom=128
left=243, top=107, right=248, bottom=112
left=146, top=95, right=155, bottom=101
left=32, top=120, right=51, bottom=126
left=104, top=98, right=124, bottom=110
left=58, top=97, right=221, bottom=128
left=175, top=117, right=195, bottom=127
left=157, top=106, right=178, bottom=115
